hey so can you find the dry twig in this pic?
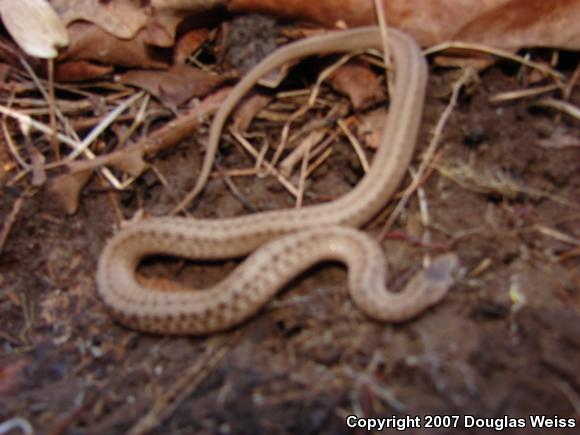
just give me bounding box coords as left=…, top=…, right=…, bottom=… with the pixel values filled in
left=0, top=195, right=24, bottom=255
left=424, top=42, right=566, bottom=81
left=127, top=337, right=235, bottom=435
left=229, top=126, right=298, bottom=197
left=380, top=68, right=475, bottom=237
left=531, top=98, right=580, bottom=121
left=338, top=118, right=370, bottom=173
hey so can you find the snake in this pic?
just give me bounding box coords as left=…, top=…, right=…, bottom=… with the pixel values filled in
left=96, top=27, right=459, bottom=335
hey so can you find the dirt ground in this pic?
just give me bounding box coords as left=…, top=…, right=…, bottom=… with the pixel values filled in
left=1, top=22, right=579, bottom=435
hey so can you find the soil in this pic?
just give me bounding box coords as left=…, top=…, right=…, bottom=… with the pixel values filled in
left=1, top=23, right=579, bottom=435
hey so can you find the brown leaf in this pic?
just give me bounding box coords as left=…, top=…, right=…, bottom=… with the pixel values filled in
left=454, top=0, right=580, bottom=51
left=119, top=64, right=231, bottom=108
left=229, top=0, right=580, bottom=50
left=228, top=0, right=370, bottom=28
left=65, top=148, right=149, bottom=179
left=47, top=168, right=93, bottom=214
left=356, top=108, right=388, bottom=149
left=233, top=94, right=272, bottom=131
left=53, top=0, right=202, bottom=67
left=329, top=63, right=385, bottom=110
left=144, top=13, right=182, bottom=47
left=60, top=21, right=170, bottom=69
left=55, top=60, right=114, bottom=82
left=174, top=28, right=211, bottom=64
left=47, top=88, right=229, bottom=214
left=52, top=0, right=149, bottom=40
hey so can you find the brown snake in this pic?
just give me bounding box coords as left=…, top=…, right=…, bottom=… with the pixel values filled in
left=97, top=27, right=459, bottom=335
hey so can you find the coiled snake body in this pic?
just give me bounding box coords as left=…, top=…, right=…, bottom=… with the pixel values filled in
left=97, top=27, right=459, bottom=335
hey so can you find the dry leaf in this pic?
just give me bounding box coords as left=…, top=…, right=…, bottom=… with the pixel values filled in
left=45, top=0, right=580, bottom=75
left=119, top=64, right=231, bottom=108
left=329, top=63, right=385, bottom=110
left=174, top=28, right=210, bottom=64
left=233, top=94, right=272, bottom=131
left=357, top=108, right=388, bottom=149
left=61, top=21, right=170, bottom=69
left=55, top=61, right=114, bottom=82
left=64, top=147, right=149, bottom=180
left=0, top=0, right=69, bottom=58
left=54, top=0, right=187, bottom=68
left=229, top=0, right=580, bottom=50
left=48, top=88, right=229, bottom=214
left=52, top=0, right=149, bottom=40
left=47, top=168, right=93, bottom=214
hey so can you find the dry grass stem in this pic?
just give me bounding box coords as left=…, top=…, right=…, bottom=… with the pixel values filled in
left=435, top=159, right=580, bottom=210
left=359, top=50, right=393, bottom=69
left=338, top=119, right=370, bottom=173
left=216, top=164, right=256, bottom=212
left=230, top=127, right=298, bottom=197
left=286, top=102, right=345, bottom=145
left=19, top=57, right=76, bottom=140
left=12, top=91, right=144, bottom=115
left=67, top=91, right=145, bottom=160
left=279, top=129, right=326, bottom=177
left=0, top=104, right=78, bottom=148
left=531, top=98, right=580, bottom=121
left=219, top=50, right=372, bottom=207
left=374, top=0, right=394, bottom=94
left=534, top=225, right=580, bottom=247
left=380, top=68, right=474, bottom=237
left=412, top=167, right=433, bottom=262
left=256, top=109, right=297, bottom=123
left=489, top=84, right=560, bottom=103
left=117, top=93, right=150, bottom=149
left=149, top=165, right=182, bottom=207
left=254, top=140, right=270, bottom=177
left=306, top=147, right=333, bottom=178
left=0, top=195, right=24, bottom=255
left=469, top=257, right=493, bottom=278
left=424, top=42, right=565, bottom=81
left=270, top=105, right=310, bottom=167
left=295, top=138, right=313, bottom=208
left=215, top=167, right=258, bottom=178
left=127, top=338, right=234, bottom=435
left=308, top=52, right=360, bottom=107
left=47, top=59, right=59, bottom=160
left=1, top=86, right=144, bottom=189
left=2, top=106, right=31, bottom=170
left=275, top=89, right=311, bottom=99
left=563, top=64, right=580, bottom=100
